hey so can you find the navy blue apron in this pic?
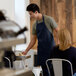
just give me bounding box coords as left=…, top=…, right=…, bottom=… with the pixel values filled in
left=36, top=16, right=55, bottom=66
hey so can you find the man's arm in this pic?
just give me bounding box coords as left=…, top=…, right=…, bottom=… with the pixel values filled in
left=22, top=35, right=37, bottom=55
left=54, top=27, right=58, bottom=32
left=49, top=17, right=59, bottom=44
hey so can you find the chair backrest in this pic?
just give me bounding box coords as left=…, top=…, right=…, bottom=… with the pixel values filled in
left=46, top=59, right=73, bottom=76
left=4, top=57, right=11, bottom=69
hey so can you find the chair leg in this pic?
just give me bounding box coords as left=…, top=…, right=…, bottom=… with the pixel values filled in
left=4, top=57, right=11, bottom=69
left=32, top=67, right=42, bottom=76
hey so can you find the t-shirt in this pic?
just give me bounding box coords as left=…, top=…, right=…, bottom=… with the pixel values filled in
left=50, top=46, right=76, bottom=75
left=32, top=15, right=58, bottom=35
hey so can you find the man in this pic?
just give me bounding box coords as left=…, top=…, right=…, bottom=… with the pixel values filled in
left=22, top=3, right=58, bottom=76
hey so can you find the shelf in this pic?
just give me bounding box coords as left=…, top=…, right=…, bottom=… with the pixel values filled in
left=0, top=38, right=26, bottom=49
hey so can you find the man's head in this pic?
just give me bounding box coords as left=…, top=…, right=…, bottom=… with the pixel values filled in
left=26, top=3, right=40, bottom=19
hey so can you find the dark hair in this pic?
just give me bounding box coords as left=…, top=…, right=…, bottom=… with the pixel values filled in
left=26, top=3, right=40, bottom=13
left=0, top=11, right=6, bottom=21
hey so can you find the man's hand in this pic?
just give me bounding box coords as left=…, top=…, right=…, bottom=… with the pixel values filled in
left=22, top=51, right=28, bottom=55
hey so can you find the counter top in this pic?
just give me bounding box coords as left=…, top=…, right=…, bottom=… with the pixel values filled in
left=15, top=69, right=33, bottom=76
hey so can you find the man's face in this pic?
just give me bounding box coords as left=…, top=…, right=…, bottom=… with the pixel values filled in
left=28, top=11, right=38, bottom=19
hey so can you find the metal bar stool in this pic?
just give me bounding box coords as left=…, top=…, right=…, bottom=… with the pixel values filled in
left=4, top=57, right=11, bottom=69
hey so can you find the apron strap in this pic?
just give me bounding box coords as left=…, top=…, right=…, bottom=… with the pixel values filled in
left=41, top=15, right=44, bottom=22
left=36, top=15, right=44, bottom=25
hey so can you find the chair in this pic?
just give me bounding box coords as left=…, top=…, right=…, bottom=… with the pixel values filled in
left=4, top=57, right=11, bottom=69
left=46, top=58, right=73, bottom=76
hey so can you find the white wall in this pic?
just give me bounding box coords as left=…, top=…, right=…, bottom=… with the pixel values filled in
left=0, top=0, right=15, bottom=20
left=15, top=0, right=26, bottom=28
left=15, top=0, right=30, bottom=50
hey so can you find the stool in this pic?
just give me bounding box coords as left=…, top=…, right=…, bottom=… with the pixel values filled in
left=32, top=66, right=43, bottom=76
